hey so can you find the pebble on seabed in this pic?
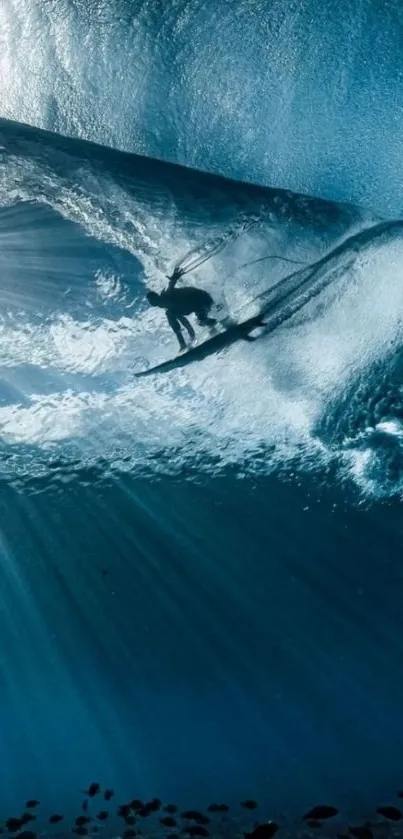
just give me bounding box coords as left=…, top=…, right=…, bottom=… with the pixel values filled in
left=349, top=825, right=373, bottom=839
left=248, top=824, right=278, bottom=839
left=181, top=811, right=210, bottom=825
left=6, top=784, right=403, bottom=839
left=85, top=784, right=100, bottom=798
left=376, top=806, right=402, bottom=821
left=303, top=806, right=339, bottom=821
left=161, top=816, right=178, bottom=827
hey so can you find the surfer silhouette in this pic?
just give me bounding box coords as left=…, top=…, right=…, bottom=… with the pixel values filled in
left=146, top=268, right=217, bottom=351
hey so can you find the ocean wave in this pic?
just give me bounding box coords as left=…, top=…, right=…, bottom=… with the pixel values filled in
left=1, top=119, right=402, bottom=498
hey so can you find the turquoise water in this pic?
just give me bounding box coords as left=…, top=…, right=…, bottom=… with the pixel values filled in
left=0, top=3, right=403, bottom=834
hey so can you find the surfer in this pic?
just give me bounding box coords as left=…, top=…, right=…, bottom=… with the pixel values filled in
left=146, top=268, right=217, bottom=351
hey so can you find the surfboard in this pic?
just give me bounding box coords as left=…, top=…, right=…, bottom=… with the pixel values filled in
left=134, top=313, right=266, bottom=378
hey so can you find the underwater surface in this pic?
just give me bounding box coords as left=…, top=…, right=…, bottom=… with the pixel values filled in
left=1, top=2, right=403, bottom=837
left=2, top=0, right=403, bottom=215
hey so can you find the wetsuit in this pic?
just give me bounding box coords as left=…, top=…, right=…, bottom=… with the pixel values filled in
left=160, top=286, right=216, bottom=350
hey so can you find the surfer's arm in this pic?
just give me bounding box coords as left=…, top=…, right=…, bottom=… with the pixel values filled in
left=167, top=267, right=182, bottom=290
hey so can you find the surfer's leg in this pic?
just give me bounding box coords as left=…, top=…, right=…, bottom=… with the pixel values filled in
left=241, top=318, right=266, bottom=341
left=179, top=315, right=196, bottom=341
left=167, top=311, right=186, bottom=350
left=196, top=307, right=217, bottom=327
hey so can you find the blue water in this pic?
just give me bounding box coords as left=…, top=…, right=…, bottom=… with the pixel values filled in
left=1, top=4, right=403, bottom=835
left=1, top=0, right=403, bottom=216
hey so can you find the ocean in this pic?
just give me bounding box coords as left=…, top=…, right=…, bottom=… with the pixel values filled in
left=0, top=2, right=403, bottom=837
